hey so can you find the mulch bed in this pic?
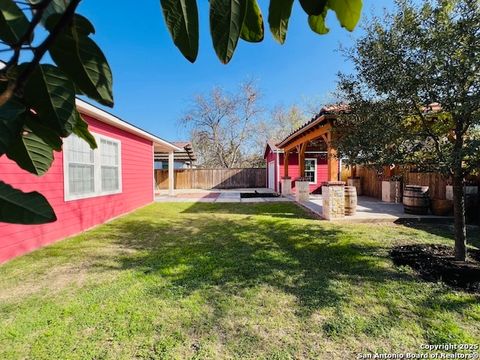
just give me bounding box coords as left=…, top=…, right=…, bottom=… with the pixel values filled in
left=390, top=244, right=480, bottom=292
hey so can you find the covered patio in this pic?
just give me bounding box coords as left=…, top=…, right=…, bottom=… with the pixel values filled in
left=276, top=108, right=340, bottom=195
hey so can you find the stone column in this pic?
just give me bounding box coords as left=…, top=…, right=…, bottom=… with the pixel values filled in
left=281, top=177, right=292, bottom=196
left=296, top=180, right=310, bottom=202
left=382, top=181, right=402, bottom=203
left=322, top=181, right=345, bottom=220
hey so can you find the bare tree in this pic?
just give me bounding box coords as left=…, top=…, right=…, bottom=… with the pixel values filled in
left=182, top=81, right=264, bottom=168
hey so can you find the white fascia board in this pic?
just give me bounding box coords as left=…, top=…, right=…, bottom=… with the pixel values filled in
left=76, top=99, right=182, bottom=152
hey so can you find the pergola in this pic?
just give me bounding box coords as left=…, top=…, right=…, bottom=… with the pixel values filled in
left=276, top=110, right=340, bottom=183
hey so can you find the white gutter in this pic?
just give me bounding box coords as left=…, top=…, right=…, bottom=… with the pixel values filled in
left=76, top=99, right=182, bottom=152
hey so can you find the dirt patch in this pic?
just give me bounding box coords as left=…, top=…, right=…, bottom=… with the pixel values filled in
left=390, top=244, right=480, bottom=292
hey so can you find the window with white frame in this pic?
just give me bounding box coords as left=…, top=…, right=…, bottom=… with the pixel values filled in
left=304, top=158, right=317, bottom=184
left=64, top=133, right=122, bottom=201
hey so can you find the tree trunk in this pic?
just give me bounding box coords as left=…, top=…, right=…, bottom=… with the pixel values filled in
left=452, top=172, right=467, bottom=261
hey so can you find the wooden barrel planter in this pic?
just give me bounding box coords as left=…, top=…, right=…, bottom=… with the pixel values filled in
left=403, top=185, right=430, bottom=215
left=345, top=186, right=358, bottom=216
left=430, top=199, right=453, bottom=216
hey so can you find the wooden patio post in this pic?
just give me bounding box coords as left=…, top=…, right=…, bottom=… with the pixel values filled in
left=284, top=150, right=289, bottom=178
left=168, top=151, right=175, bottom=196
left=297, top=143, right=307, bottom=178
left=327, top=133, right=339, bottom=182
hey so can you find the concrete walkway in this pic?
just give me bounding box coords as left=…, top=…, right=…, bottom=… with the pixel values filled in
left=155, top=188, right=292, bottom=203
left=295, top=194, right=454, bottom=223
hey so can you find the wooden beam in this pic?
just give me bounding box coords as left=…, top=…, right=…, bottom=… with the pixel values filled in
left=283, top=123, right=332, bottom=153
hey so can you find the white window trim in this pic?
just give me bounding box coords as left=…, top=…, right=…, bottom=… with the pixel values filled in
left=64, top=132, right=123, bottom=201
left=304, top=158, right=317, bottom=185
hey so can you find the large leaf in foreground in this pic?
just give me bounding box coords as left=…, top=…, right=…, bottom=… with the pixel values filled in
left=23, top=64, right=78, bottom=137
left=299, top=0, right=327, bottom=16
left=268, top=0, right=294, bottom=44
left=7, top=131, right=54, bottom=176
left=0, top=0, right=30, bottom=45
left=240, top=0, right=264, bottom=43
left=160, top=0, right=199, bottom=62
left=25, top=114, right=63, bottom=152
left=328, top=0, right=362, bottom=31
left=210, top=0, right=247, bottom=64
left=308, top=8, right=329, bottom=35
left=0, top=181, right=56, bottom=224
left=72, top=111, right=97, bottom=150
left=48, top=15, right=114, bottom=107
left=0, top=99, right=25, bottom=155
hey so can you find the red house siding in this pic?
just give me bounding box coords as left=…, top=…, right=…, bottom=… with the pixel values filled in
left=264, top=145, right=328, bottom=193
left=0, top=114, right=154, bottom=263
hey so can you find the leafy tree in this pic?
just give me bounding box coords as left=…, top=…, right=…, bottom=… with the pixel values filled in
left=257, top=104, right=308, bottom=145
left=0, top=0, right=362, bottom=224
left=333, top=0, right=480, bottom=261
left=182, top=81, right=264, bottom=168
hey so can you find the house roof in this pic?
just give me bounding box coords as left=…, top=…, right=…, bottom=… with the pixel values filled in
left=276, top=104, right=348, bottom=148
left=76, top=99, right=182, bottom=152
left=263, top=140, right=283, bottom=159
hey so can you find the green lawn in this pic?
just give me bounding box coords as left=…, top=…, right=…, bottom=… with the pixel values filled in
left=0, top=203, right=479, bottom=359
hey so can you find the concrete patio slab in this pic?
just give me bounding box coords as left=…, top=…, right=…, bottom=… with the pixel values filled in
left=293, top=195, right=454, bottom=223
left=155, top=188, right=292, bottom=203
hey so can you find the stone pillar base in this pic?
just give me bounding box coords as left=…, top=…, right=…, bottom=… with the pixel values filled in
left=382, top=181, right=402, bottom=203
left=281, top=178, right=292, bottom=196
left=296, top=181, right=310, bottom=202
left=322, top=181, right=346, bottom=220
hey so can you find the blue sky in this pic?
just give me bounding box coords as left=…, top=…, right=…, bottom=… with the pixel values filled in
left=78, top=0, right=392, bottom=141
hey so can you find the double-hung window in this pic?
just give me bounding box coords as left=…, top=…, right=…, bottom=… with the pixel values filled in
left=304, top=158, right=317, bottom=184
left=64, top=132, right=122, bottom=201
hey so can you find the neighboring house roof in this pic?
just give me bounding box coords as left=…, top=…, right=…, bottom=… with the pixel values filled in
left=263, top=140, right=283, bottom=159
left=154, top=141, right=197, bottom=163
left=76, top=99, right=182, bottom=152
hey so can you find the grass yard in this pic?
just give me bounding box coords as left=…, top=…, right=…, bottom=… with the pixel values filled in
left=0, top=202, right=479, bottom=359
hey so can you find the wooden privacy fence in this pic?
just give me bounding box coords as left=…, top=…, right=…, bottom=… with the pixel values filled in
left=155, top=168, right=266, bottom=190
left=345, top=165, right=480, bottom=200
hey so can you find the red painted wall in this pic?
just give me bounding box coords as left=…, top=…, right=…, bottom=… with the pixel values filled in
left=265, top=146, right=328, bottom=193
left=0, top=114, right=154, bottom=263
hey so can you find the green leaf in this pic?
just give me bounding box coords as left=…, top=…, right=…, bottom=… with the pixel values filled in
left=308, top=9, right=329, bottom=35
left=28, top=0, right=70, bottom=26
left=299, top=0, right=327, bottom=16
left=7, top=130, right=54, bottom=176
left=268, top=0, right=294, bottom=44
left=328, top=0, right=362, bottom=31
left=240, top=0, right=264, bottom=43
left=72, top=112, right=97, bottom=150
left=25, top=114, right=63, bottom=152
left=160, top=0, right=199, bottom=62
left=0, top=0, right=30, bottom=45
left=210, top=0, right=247, bottom=64
left=0, top=181, right=56, bottom=224
left=48, top=15, right=114, bottom=107
left=0, top=99, right=25, bottom=155
left=45, top=12, right=95, bottom=35
left=23, top=64, right=78, bottom=137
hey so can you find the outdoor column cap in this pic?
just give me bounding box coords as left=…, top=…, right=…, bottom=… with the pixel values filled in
left=282, top=176, right=292, bottom=180
left=321, top=181, right=346, bottom=187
